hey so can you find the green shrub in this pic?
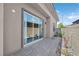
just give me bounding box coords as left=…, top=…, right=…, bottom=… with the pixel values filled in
left=57, top=32, right=64, bottom=38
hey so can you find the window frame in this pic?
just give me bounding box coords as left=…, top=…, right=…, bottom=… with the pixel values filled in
left=21, top=8, right=44, bottom=47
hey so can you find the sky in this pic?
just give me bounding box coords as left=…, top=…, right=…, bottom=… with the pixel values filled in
left=54, top=3, right=79, bottom=26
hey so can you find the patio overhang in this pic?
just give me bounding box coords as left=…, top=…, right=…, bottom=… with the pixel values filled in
left=25, top=3, right=59, bottom=22
left=25, top=3, right=49, bottom=18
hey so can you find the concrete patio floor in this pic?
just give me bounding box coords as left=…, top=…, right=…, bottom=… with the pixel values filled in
left=11, top=37, right=61, bottom=56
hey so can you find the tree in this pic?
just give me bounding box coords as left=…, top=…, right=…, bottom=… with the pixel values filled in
left=58, top=23, right=64, bottom=29
left=57, top=23, right=64, bottom=37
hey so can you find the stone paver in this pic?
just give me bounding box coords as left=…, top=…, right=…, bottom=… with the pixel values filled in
left=11, top=37, right=61, bottom=56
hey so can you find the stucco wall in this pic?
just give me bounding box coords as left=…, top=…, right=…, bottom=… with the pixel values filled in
left=3, top=3, right=47, bottom=55
left=62, top=26, right=79, bottom=56
left=3, top=3, right=57, bottom=55
left=0, top=3, right=3, bottom=56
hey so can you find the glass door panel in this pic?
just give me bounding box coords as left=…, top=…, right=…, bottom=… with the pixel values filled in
left=23, top=10, right=44, bottom=46
left=33, top=17, right=39, bottom=40
left=27, top=22, right=34, bottom=43
left=38, top=19, right=43, bottom=39
left=23, top=11, right=34, bottom=45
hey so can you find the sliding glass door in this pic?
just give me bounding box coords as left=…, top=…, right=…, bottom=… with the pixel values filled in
left=23, top=10, right=44, bottom=45
left=23, top=11, right=34, bottom=44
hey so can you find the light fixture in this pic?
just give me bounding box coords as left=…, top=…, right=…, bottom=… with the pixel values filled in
left=12, top=9, right=16, bottom=13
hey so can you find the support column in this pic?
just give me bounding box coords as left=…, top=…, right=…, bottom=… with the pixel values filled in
left=45, top=17, right=55, bottom=39
left=45, top=17, right=50, bottom=38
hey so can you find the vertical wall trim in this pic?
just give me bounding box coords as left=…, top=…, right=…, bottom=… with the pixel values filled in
left=21, top=8, right=24, bottom=48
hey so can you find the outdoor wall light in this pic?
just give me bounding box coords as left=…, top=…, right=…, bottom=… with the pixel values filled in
left=11, top=9, right=16, bottom=13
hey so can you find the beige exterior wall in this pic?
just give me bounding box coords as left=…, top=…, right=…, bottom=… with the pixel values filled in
left=49, top=16, right=56, bottom=38
left=3, top=3, right=46, bottom=56
left=62, top=24, right=79, bottom=55
left=0, top=3, right=58, bottom=55
left=0, top=3, right=4, bottom=56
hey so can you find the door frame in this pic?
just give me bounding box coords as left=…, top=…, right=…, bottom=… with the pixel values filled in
left=21, top=8, right=44, bottom=48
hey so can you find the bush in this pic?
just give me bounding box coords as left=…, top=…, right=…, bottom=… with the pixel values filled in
left=58, top=33, right=62, bottom=37
left=57, top=32, right=64, bottom=38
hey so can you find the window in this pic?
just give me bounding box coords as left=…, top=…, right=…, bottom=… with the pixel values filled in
left=23, top=10, right=44, bottom=45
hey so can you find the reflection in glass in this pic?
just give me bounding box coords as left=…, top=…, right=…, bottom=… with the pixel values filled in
left=23, top=10, right=44, bottom=45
